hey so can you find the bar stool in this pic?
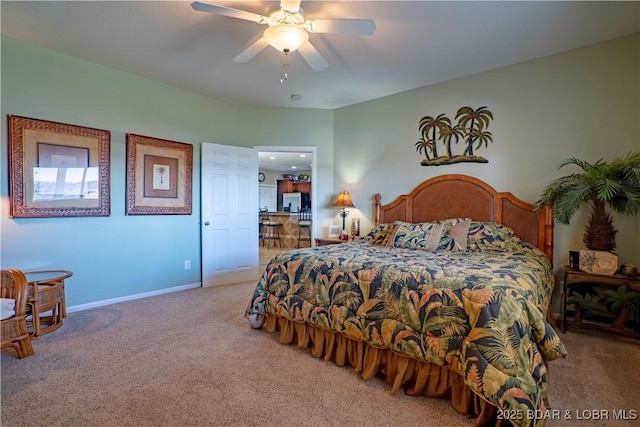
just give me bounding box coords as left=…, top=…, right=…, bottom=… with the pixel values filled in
left=259, top=210, right=282, bottom=248
left=297, top=208, right=312, bottom=248
left=259, top=207, right=267, bottom=246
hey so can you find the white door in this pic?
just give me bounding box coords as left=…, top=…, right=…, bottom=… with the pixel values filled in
left=201, top=143, right=259, bottom=287
left=258, top=184, right=277, bottom=212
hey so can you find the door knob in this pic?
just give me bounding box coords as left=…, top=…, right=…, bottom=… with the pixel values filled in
left=204, top=221, right=210, bottom=226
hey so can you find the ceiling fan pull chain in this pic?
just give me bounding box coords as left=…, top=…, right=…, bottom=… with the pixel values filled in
left=280, top=63, right=289, bottom=83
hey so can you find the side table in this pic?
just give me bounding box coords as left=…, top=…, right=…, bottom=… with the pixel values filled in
left=315, top=237, right=348, bottom=246
left=24, top=270, right=72, bottom=338
left=562, top=266, right=640, bottom=338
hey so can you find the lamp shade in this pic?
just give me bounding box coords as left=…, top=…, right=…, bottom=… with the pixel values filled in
left=264, top=24, right=308, bottom=53
left=333, top=191, right=355, bottom=209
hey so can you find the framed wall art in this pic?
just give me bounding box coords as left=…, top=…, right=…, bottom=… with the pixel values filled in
left=7, top=115, right=111, bottom=218
left=327, top=224, right=340, bottom=238
left=125, top=133, right=193, bottom=215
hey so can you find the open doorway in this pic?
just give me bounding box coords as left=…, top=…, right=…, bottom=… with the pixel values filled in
left=256, top=146, right=317, bottom=261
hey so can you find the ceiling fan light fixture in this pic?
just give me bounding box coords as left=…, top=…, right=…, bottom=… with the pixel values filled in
left=264, top=24, right=308, bottom=53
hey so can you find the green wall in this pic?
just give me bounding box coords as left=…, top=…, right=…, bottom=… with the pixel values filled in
left=2, top=33, right=638, bottom=312
left=334, top=33, right=640, bottom=279
left=1, top=36, right=333, bottom=308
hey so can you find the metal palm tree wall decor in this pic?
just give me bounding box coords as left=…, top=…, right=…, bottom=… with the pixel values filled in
left=415, top=106, right=494, bottom=166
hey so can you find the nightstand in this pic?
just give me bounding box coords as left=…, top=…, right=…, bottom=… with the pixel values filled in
left=314, top=237, right=348, bottom=246
left=562, top=266, right=640, bottom=338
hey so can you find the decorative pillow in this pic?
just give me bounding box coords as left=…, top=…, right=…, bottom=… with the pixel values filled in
left=363, top=222, right=402, bottom=246
left=389, top=221, right=444, bottom=250
left=467, top=221, right=516, bottom=251
left=366, top=218, right=475, bottom=251
left=382, top=221, right=405, bottom=247
left=436, top=218, right=472, bottom=251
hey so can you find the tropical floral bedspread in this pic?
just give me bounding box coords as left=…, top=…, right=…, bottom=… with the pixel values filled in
left=246, top=231, right=567, bottom=426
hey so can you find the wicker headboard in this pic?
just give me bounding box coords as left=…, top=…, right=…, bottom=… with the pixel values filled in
left=374, top=174, right=554, bottom=261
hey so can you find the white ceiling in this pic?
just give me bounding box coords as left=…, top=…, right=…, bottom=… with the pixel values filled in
left=2, top=1, right=639, bottom=110
left=259, top=150, right=313, bottom=172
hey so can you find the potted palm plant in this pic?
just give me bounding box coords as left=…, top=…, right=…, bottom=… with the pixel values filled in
left=535, top=151, right=640, bottom=252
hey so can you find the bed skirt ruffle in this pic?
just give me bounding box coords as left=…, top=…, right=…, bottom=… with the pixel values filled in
left=263, top=314, right=510, bottom=427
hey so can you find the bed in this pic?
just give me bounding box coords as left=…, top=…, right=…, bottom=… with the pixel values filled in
left=245, top=174, right=567, bottom=427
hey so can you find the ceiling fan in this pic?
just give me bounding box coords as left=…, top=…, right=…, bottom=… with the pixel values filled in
left=191, top=0, right=376, bottom=71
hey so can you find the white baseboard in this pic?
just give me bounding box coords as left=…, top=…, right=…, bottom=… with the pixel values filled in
left=66, top=282, right=202, bottom=313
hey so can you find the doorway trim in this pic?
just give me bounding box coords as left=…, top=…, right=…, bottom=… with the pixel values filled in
left=255, top=145, right=318, bottom=240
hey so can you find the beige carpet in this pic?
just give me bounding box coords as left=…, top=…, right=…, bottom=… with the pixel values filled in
left=2, top=278, right=639, bottom=427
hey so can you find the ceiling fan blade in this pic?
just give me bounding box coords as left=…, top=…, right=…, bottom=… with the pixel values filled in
left=305, top=19, right=376, bottom=36
left=280, top=0, right=302, bottom=14
left=298, top=41, right=328, bottom=72
left=191, top=1, right=268, bottom=24
left=234, top=37, right=270, bottom=63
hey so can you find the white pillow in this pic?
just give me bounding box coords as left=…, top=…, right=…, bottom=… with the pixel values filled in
left=0, top=298, right=16, bottom=320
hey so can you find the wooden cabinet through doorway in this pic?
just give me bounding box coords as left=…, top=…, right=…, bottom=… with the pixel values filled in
left=277, top=179, right=312, bottom=211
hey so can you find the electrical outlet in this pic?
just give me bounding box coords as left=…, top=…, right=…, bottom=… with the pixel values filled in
left=184, top=260, right=191, bottom=270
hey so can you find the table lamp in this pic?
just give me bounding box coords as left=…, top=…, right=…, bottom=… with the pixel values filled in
left=332, top=191, right=355, bottom=240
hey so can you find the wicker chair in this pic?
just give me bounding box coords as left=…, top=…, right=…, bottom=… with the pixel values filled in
left=1, top=269, right=35, bottom=358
